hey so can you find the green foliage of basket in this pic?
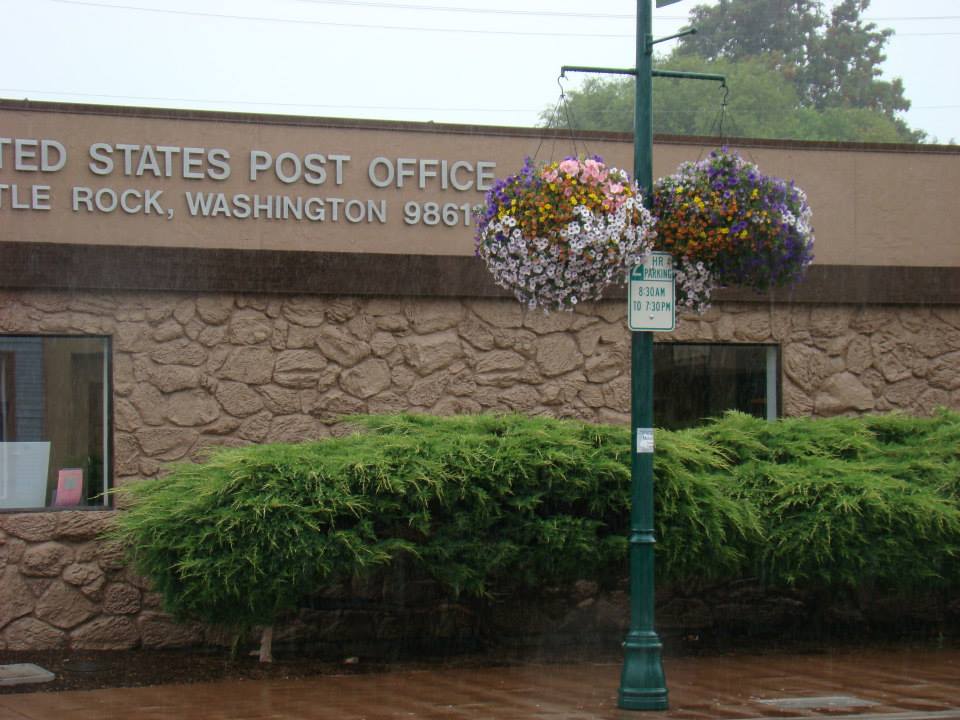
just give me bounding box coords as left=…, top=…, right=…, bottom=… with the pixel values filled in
left=652, top=149, right=815, bottom=311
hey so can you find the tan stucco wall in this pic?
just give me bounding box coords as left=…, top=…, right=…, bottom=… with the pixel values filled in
left=2, top=102, right=958, bottom=266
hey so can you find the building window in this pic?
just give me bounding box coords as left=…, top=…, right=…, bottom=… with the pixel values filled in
left=653, top=343, right=780, bottom=430
left=0, top=336, right=111, bottom=510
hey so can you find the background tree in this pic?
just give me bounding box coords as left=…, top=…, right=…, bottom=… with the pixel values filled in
left=680, top=0, right=822, bottom=69
left=681, top=0, right=910, bottom=117
left=544, top=55, right=910, bottom=142
left=542, top=0, right=924, bottom=142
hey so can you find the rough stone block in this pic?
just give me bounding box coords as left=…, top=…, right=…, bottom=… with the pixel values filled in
left=70, top=616, right=140, bottom=650
left=0, top=567, right=34, bottom=628
left=63, top=562, right=105, bottom=587
left=457, top=318, right=496, bottom=351
left=317, top=325, right=371, bottom=367
left=96, top=541, right=128, bottom=571
left=0, top=514, right=58, bottom=542
left=129, top=383, right=166, bottom=425
left=405, top=300, right=464, bottom=333
left=195, top=295, right=234, bottom=325
left=474, top=350, right=526, bottom=374
left=328, top=299, right=361, bottom=324
left=151, top=319, right=184, bottom=343
left=139, top=613, right=204, bottom=649
left=164, top=389, right=221, bottom=427
left=228, top=309, right=272, bottom=345
left=55, top=512, right=115, bottom=542
left=238, top=411, right=272, bottom=442
left=928, top=351, right=960, bottom=391
left=281, top=297, right=327, bottom=327
left=370, top=331, right=399, bottom=357
left=584, top=349, right=625, bottom=383
left=534, top=334, right=583, bottom=378
left=135, top=428, right=199, bottom=461
left=219, top=347, right=275, bottom=384
left=814, top=372, right=876, bottom=416
left=267, top=415, right=326, bottom=444
left=258, top=384, right=302, bottom=415
left=466, top=300, right=523, bottom=328
left=407, top=373, right=449, bottom=407
left=431, top=397, right=482, bottom=416
left=103, top=583, right=142, bottom=615
left=151, top=340, right=207, bottom=366
left=784, top=343, right=830, bottom=392
left=601, top=376, right=631, bottom=414
left=35, top=581, right=99, bottom=629
left=339, top=358, right=392, bottom=399
left=214, top=381, right=265, bottom=417
left=399, top=332, right=463, bottom=375
left=367, top=391, right=408, bottom=415
left=149, top=364, right=203, bottom=393
left=498, top=385, right=541, bottom=411
left=21, top=542, right=74, bottom=578
left=523, top=309, right=576, bottom=334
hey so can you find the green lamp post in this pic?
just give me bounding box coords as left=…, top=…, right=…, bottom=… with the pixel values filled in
left=562, top=0, right=724, bottom=710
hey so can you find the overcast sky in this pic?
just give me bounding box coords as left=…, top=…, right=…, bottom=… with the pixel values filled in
left=2, top=0, right=957, bottom=143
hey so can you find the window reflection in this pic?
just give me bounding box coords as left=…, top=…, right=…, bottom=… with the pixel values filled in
left=654, top=343, right=779, bottom=429
left=0, top=335, right=110, bottom=510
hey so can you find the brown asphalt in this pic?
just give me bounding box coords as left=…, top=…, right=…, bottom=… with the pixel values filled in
left=1, top=648, right=958, bottom=719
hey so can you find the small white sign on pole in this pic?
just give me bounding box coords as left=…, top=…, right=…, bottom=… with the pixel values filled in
left=628, top=252, right=676, bottom=332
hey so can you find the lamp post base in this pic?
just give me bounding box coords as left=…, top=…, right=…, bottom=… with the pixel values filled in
left=618, top=631, right=668, bottom=711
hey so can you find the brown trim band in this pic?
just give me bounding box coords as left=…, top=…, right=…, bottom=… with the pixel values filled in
left=1, top=241, right=957, bottom=306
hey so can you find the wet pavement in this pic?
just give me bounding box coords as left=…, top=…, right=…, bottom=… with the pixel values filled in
left=1, top=648, right=958, bottom=719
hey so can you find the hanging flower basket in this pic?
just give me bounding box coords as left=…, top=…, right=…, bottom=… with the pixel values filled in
left=653, top=148, right=814, bottom=310
left=474, top=156, right=656, bottom=312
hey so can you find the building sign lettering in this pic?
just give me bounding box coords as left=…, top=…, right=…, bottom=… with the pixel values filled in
left=0, top=135, right=496, bottom=229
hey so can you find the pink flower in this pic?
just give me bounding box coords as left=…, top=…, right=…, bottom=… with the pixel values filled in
left=581, top=158, right=608, bottom=184
left=558, top=158, right=580, bottom=176
left=608, top=182, right=624, bottom=194
left=542, top=169, right=559, bottom=183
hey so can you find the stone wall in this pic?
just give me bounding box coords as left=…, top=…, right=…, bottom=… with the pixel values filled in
left=1, top=288, right=959, bottom=651
left=0, top=511, right=205, bottom=651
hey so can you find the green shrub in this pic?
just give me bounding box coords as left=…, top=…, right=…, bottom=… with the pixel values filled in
left=109, top=411, right=960, bottom=637
left=702, top=411, right=960, bottom=592
left=109, top=413, right=754, bottom=634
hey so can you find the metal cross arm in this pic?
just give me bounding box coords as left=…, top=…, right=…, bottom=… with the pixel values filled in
left=653, top=69, right=726, bottom=85
left=560, top=65, right=725, bottom=87
left=651, top=27, right=697, bottom=45
left=560, top=65, right=637, bottom=78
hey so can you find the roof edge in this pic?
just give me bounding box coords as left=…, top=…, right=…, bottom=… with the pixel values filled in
left=1, top=98, right=957, bottom=154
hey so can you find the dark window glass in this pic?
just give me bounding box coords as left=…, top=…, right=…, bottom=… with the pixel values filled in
left=653, top=343, right=779, bottom=430
left=0, top=336, right=111, bottom=510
